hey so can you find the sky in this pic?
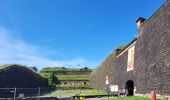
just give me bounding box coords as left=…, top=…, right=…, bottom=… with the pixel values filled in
left=0, top=0, right=166, bottom=70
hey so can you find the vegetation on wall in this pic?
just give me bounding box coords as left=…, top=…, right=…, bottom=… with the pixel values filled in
left=116, top=45, right=126, bottom=50
left=0, top=64, right=38, bottom=72
left=56, top=75, right=89, bottom=80
left=40, top=66, right=92, bottom=87
left=40, top=66, right=92, bottom=73
left=55, top=84, right=92, bottom=89
left=0, top=64, right=91, bottom=88
left=28, top=66, right=38, bottom=72
left=0, top=64, right=27, bottom=70
left=40, top=73, right=56, bottom=87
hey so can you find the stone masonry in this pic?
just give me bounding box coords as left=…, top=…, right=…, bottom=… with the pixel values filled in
left=90, top=0, right=170, bottom=96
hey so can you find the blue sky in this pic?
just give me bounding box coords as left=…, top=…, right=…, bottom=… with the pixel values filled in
left=0, top=0, right=166, bottom=70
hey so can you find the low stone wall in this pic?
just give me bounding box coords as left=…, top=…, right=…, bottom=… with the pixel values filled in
left=60, top=80, right=89, bottom=85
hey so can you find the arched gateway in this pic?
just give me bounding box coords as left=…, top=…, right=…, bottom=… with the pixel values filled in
left=125, top=80, right=134, bottom=96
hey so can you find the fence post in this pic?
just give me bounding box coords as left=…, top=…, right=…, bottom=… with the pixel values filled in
left=98, top=85, right=99, bottom=95
left=14, top=87, right=16, bottom=100
left=80, top=87, right=81, bottom=94
left=60, top=87, right=61, bottom=99
left=38, top=87, right=41, bottom=99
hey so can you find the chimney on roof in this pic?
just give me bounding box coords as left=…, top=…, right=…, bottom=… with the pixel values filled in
left=136, top=17, right=146, bottom=29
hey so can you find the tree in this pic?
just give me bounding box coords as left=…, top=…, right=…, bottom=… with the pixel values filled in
left=29, top=66, right=38, bottom=72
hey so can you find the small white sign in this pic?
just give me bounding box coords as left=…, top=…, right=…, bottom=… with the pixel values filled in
left=110, top=85, right=119, bottom=92
left=106, top=80, right=109, bottom=84
left=19, top=94, right=24, bottom=98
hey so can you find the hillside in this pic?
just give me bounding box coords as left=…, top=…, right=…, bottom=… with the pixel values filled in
left=0, top=64, right=48, bottom=88
left=40, top=67, right=92, bottom=88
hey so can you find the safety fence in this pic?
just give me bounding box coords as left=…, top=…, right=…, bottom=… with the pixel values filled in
left=0, top=87, right=108, bottom=99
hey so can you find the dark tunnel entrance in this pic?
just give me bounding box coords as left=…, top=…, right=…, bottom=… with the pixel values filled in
left=125, top=80, right=134, bottom=96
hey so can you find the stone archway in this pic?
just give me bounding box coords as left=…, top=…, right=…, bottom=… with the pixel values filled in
left=125, top=80, right=134, bottom=96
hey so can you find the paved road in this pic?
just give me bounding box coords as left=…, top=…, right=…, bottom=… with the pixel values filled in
left=85, top=97, right=115, bottom=100
left=85, top=98, right=103, bottom=100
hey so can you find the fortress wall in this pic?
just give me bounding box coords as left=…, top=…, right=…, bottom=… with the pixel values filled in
left=90, top=0, right=170, bottom=95
left=114, top=43, right=136, bottom=90
left=89, top=51, right=116, bottom=89
left=134, top=0, right=170, bottom=95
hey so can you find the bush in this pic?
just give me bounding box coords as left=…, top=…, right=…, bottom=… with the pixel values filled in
left=41, top=73, right=56, bottom=87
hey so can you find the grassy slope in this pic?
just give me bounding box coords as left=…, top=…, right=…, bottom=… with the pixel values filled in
left=105, top=96, right=161, bottom=100
left=45, top=89, right=107, bottom=96
left=40, top=67, right=92, bottom=72
left=56, top=75, right=89, bottom=80
left=0, top=64, right=37, bottom=72
left=40, top=73, right=89, bottom=81
left=0, top=64, right=27, bottom=70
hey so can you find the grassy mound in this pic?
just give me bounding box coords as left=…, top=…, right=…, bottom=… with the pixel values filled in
left=56, top=75, right=89, bottom=80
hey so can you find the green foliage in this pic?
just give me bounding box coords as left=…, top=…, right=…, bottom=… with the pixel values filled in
left=0, top=64, right=28, bottom=70
left=45, top=89, right=107, bottom=96
left=106, top=96, right=159, bottom=100
left=80, top=67, right=90, bottom=71
left=55, top=84, right=92, bottom=89
left=40, top=67, right=92, bottom=73
left=41, top=73, right=56, bottom=87
left=0, top=64, right=38, bottom=72
left=29, top=66, right=38, bottom=72
left=56, top=75, right=89, bottom=80
left=41, top=73, right=89, bottom=81
left=116, top=45, right=126, bottom=50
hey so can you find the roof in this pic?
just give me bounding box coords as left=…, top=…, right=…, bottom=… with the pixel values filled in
left=136, top=17, right=146, bottom=23
left=116, top=38, right=137, bottom=56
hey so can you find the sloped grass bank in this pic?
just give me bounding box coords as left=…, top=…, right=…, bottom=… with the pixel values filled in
left=45, top=89, right=107, bottom=96
left=56, top=84, right=92, bottom=89
left=56, top=75, right=89, bottom=80
left=105, top=96, right=161, bottom=100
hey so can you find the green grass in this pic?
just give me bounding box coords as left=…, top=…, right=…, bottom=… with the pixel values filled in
left=56, top=75, right=89, bottom=80
left=103, top=96, right=161, bottom=100
left=55, top=84, right=92, bottom=89
left=45, top=89, right=107, bottom=96
left=0, top=64, right=38, bottom=73
left=40, top=67, right=92, bottom=72
left=40, top=73, right=89, bottom=81
left=111, top=96, right=150, bottom=100
left=0, top=64, right=27, bottom=70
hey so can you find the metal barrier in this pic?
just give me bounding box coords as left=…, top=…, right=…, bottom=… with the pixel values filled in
left=0, top=87, right=107, bottom=99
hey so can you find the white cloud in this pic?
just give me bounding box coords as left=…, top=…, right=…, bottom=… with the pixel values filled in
left=0, top=27, right=96, bottom=70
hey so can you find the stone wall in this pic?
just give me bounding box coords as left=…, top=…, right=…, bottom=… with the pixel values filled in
left=60, top=80, right=89, bottom=85
left=89, top=51, right=116, bottom=89
left=114, top=41, right=136, bottom=90
left=134, top=0, right=170, bottom=95
left=90, top=0, right=170, bottom=96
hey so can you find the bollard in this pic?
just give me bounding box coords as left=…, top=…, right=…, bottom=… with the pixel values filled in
left=79, top=94, right=84, bottom=100
left=151, top=91, right=156, bottom=100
